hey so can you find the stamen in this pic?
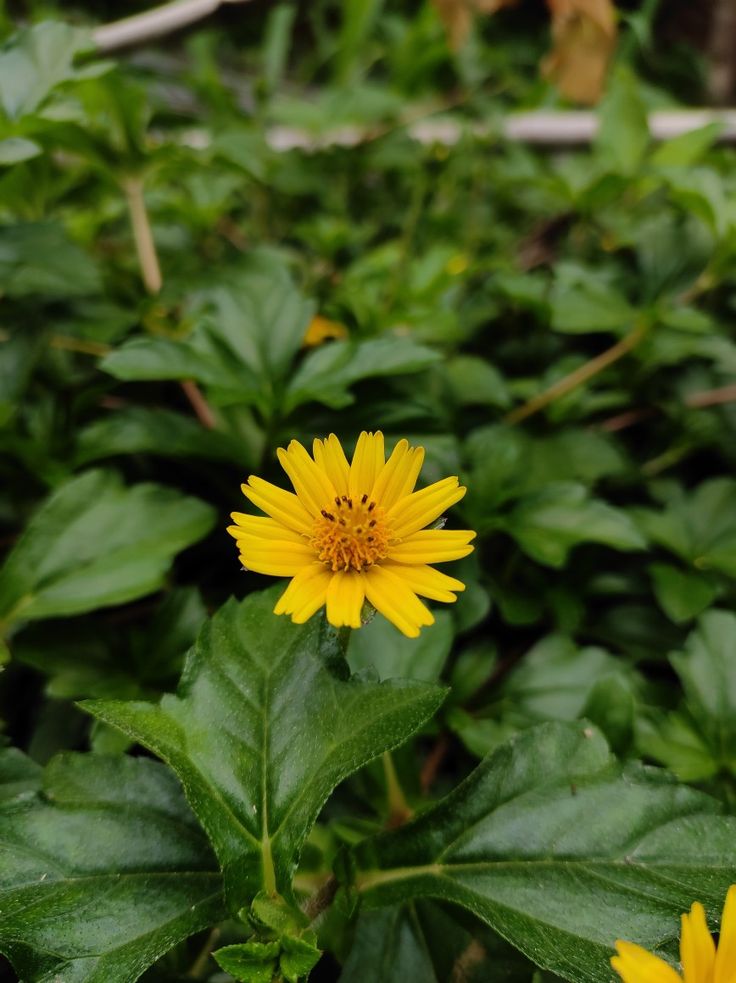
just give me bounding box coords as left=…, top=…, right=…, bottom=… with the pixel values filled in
left=311, top=492, right=391, bottom=572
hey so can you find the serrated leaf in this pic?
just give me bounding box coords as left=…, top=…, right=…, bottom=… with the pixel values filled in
left=0, top=751, right=224, bottom=983
left=502, top=482, right=645, bottom=568
left=283, top=337, right=440, bottom=412
left=0, top=21, right=91, bottom=120
left=0, top=470, right=215, bottom=627
left=352, top=721, right=736, bottom=983
left=83, top=588, right=446, bottom=909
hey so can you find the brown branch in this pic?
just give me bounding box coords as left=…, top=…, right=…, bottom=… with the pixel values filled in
left=302, top=875, right=339, bottom=923
left=685, top=383, right=736, bottom=408
left=420, top=733, right=450, bottom=794
left=504, top=322, right=647, bottom=425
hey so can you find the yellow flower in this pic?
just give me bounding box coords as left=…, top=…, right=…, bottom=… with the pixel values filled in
left=612, top=885, right=736, bottom=983
left=303, top=315, right=348, bottom=347
left=227, top=431, right=475, bottom=637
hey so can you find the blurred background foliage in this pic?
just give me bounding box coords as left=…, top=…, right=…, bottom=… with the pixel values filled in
left=3, top=0, right=736, bottom=978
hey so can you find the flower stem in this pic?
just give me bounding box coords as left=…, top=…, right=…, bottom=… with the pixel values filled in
left=123, top=176, right=162, bottom=295
left=336, top=625, right=352, bottom=657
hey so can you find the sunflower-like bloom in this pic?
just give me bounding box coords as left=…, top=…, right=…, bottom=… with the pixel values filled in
left=227, top=431, right=475, bottom=637
left=612, top=885, right=736, bottom=983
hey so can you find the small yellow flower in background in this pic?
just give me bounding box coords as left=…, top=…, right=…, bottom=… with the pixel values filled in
left=303, top=314, right=348, bottom=347
left=445, top=253, right=469, bottom=276
left=228, top=432, right=475, bottom=637
left=612, top=884, right=736, bottom=983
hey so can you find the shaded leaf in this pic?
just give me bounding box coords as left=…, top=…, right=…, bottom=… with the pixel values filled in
left=0, top=751, right=223, bottom=983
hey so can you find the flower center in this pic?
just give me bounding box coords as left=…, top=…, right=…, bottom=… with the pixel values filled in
left=311, top=494, right=391, bottom=572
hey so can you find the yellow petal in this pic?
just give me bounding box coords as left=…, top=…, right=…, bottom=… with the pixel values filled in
left=274, top=562, right=332, bottom=623
left=370, top=439, right=410, bottom=509
left=325, top=570, right=365, bottom=629
left=387, top=477, right=467, bottom=539
left=313, top=433, right=350, bottom=497
left=681, top=902, right=715, bottom=983
left=387, top=528, right=476, bottom=564
left=277, top=440, right=336, bottom=516
left=241, top=477, right=313, bottom=536
left=715, top=885, right=736, bottom=983
left=611, top=941, right=683, bottom=983
left=349, top=431, right=385, bottom=499
left=363, top=564, right=434, bottom=638
left=238, top=538, right=316, bottom=576
left=392, top=446, right=426, bottom=504
left=228, top=514, right=306, bottom=545
left=381, top=561, right=465, bottom=602
left=303, top=314, right=347, bottom=347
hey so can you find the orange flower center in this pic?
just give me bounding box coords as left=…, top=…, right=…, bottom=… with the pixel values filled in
left=311, top=494, right=391, bottom=572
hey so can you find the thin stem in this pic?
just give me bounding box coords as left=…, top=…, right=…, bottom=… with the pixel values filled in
left=383, top=751, right=413, bottom=828
left=187, top=926, right=220, bottom=978
left=123, top=177, right=163, bottom=296
left=504, top=322, right=647, bottom=426
left=123, top=174, right=218, bottom=430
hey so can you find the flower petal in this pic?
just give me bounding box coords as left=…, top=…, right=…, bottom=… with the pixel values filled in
left=325, top=570, right=365, bottom=629
left=715, top=885, right=736, bottom=983
left=278, top=440, right=336, bottom=516
left=363, top=564, right=434, bottom=638
left=611, top=941, right=683, bottom=983
left=681, top=902, right=715, bottom=983
left=349, top=431, right=385, bottom=499
left=370, top=439, right=410, bottom=508
left=387, top=529, right=476, bottom=564
left=313, top=433, right=350, bottom=497
left=381, top=562, right=465, bottom=602
left=228, top=513, right=307, bottom=545
left=238, top=537, right=316, bottom=576
left=241, top=477, right=313, bottom=535
left=274, top=562, right=332, bottom=623
left=392, top=446, right=426, bottom=505
left=387, top=477, right=467, bottom=539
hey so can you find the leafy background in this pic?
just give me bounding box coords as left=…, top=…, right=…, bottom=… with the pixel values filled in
left=3, top=1, right=736, bottom=980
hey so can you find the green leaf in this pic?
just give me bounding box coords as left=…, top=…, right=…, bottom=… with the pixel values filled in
left=595, top=67, right=650, bottom=174
left=0, top=750, right=224, bottom=983
left=0, top=136, right=42, bottom=164
left=500, top=634, right=628, bottom=722
left=214, top=942, right=281, bottom=983
left=339, top=901, right=535, bottom=982
left=102, top=259, right=313, bottom=412
left=649, top=563, right=717, bottom=624
left=444, top=355, right=510, bottom=408
left=502, top=483, right=646, bottom=568
left=0, top=470, right=215, bottom=626
left=670, top=610, right=736, bottom=768
left=634, top=479, right=736, bottom=577
left=283, top=337, right=440, bottom=412
left=348, top=610, right=454, bottom=681
left=650, top=122, right=722, bottom=167
left=0, top=221, right=101, bottom=298
left=0, top=21, right=91, bottom=120
left=75, top=406, right=244, bottom=465
left=83, top=588, right=446, bottom=910
left=549, top=274, right=636, bottom=335
left=352, top=721, right=736, bottom=983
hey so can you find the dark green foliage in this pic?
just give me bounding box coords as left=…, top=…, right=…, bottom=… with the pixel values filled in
left=2, top=4, right=736, bottom=981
